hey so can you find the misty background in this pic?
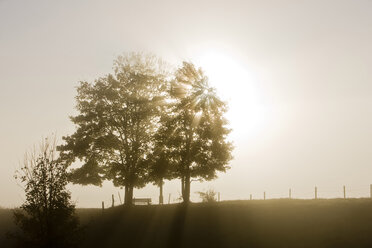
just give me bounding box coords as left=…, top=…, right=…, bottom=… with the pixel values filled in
left=0, top=0, right=371, bottom=207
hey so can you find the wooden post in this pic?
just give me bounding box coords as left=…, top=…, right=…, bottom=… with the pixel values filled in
left=264, top=192, right=266, bottom=200
left=370, top=184, right=372, bottom=199
left=315, top=186, right=318, bottom=199
left=343, top=185, right=346, bottom=199
left=168, top=193, right=171, bottom=204
left=218, top=192, right=220, bottom=202
left=250, top=194, right=252, bottom=200
left=112, top=194, right=115, bottom=207
left=289, top=188, right=292, bottom=199
left=118, top=192, right=122, bottom=204
left=102, top=201, right=104, bottom=213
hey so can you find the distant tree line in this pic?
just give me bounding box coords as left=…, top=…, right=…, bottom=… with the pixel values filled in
left=58, top=53, right=233, bottom=205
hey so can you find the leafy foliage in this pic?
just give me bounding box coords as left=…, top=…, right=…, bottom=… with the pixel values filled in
left=58, top=53, right=170, bottom=204
left=197, top=189, right=217, bottom=203
left=165, top=62, right=233, bottom=203
left=59, top=54, right=232, bottom=205
left=11, top=137, right=80, bottom=248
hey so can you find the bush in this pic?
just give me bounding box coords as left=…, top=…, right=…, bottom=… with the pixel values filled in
left=197, top=189, right=217, bottom=203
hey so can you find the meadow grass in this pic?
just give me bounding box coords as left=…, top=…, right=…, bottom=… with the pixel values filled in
left=1, top=199, right=372, bottom=248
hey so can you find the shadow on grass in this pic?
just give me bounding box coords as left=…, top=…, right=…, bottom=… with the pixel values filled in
left=3, top=199, right=372, bottom=248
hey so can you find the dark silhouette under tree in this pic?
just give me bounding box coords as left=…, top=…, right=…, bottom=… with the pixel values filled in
left=10, top=136, right=80, bottom=248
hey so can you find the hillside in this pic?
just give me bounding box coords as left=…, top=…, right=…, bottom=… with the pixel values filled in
left=2, top=199, right=372, bottom=248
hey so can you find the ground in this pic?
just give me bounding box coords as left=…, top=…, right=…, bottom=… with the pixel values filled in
left=1, top=199, right=372, bottom=248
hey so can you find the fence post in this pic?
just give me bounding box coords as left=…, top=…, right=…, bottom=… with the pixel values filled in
left=168, top=193, right=171, bottom=204
left=218, top=192, right=220, bottom=202
left=112, top=194, right=115, bottom=207
left=343, top=186, right=346, bottom=199
left=264, top=192, right=266, bottom=200
left=102, top=201, right=104, bottom=214
left=289, top=188, right=292, bottom=199
left=250, top=194, right=252, bottom=200
left=315, top=186, right=318, bottom=199
left=370, top=184, right=372, bottom=199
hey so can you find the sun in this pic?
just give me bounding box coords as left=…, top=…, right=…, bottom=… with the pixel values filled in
left=195, top=51, right=250, bottom=99
left=193, top=50, right=269, bottom=139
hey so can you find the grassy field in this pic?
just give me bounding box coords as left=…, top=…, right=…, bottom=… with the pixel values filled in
left=1, top=199, right=372, bottom=248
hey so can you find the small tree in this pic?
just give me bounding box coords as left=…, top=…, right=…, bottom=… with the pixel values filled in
left=148, top=152, right=171, bottom=204
left=11, top=136, right=80, bottom=248
left=148, top=97, right=176, bottom=204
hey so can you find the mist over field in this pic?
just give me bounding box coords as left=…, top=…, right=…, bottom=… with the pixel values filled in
left=1, top=0, right=371, bottom=247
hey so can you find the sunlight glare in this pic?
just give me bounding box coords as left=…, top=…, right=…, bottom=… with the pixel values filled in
left=194, top=50, right=270, bottom=139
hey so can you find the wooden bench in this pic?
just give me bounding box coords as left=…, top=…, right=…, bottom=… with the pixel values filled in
left=133, top=198, right=152, bottom=205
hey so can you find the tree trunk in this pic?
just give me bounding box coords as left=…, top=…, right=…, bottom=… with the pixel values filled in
left=183, top=173, right=191, bottom=204
left=181, top=176, right=185, bottom=200
left=159, top=178, right=164, bottom=204
left=129, top=186, right=133, bottom=204
left=124, top=185, right=134, bottom=206
left=124, top=186, right=129, bottom=205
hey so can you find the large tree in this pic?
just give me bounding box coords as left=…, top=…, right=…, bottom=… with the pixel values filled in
left=58, top=53, right=169, bottom=205
left=168, top=62, right=233, bottom=203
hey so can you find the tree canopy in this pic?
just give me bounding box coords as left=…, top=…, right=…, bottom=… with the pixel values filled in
left=59, top=53, right=170, bottom=205
left=166, top=62, right=233, bottom=203
left=59, top=54, right=233, bottom=205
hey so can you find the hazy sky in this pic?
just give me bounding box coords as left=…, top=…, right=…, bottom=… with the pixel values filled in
left=1, top=0, right=371, bottom=207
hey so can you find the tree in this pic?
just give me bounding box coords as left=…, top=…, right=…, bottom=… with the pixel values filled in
left=58, top=53, right=170, bottom=205
left=167, top=62, right=233, bottom=204
left=148, top=152, right=170, bottom=204
left=11, top=136, right=80, bottom=248
left=147, top=92, right=177, bottom=204
left=147, top=126, right=174, bottom=204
